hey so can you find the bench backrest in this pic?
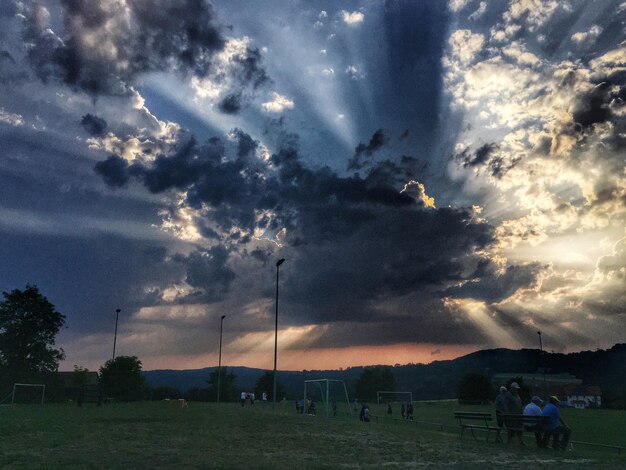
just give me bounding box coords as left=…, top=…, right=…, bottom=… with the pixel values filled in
left=454, top=412, right=492, bottom=420
left=500, top=414, right=548, bottom=429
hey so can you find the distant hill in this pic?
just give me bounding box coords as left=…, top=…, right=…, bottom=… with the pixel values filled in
left=142, top=343, right=626, bottom=405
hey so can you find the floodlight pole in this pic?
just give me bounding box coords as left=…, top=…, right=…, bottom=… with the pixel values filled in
left=112, top=308, right=121, bottom=361
left=538, top=330, right=547, bottom=397
left=217, top=315, right=226, bottom=403
left=273, top=258, right=285, bottom=407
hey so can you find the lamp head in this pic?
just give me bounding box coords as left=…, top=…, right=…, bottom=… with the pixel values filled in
left=276, top=258, right=285, bottom=267
left=115, top=309, right=121, bottom=313
left=221, top=315, right=226, bottom=320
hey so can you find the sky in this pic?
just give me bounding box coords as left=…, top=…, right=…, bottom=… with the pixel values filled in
left=0, top=0, right=625, bottom=372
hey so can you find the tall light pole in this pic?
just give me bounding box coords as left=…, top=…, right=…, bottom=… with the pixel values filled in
left=273, top=258, right=285, bottom=407
left=217, top=314, right=226, bottom=403
left=112, top=308, right=121, bottom=361
left=538, top=330, right=547, bottom=397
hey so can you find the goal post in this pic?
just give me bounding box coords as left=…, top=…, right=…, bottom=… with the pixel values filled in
left=376, top=391, right=412, bottom=405
left=12, top=383, right=46, bottom=405
left=303, top=379, right=352, bottom=418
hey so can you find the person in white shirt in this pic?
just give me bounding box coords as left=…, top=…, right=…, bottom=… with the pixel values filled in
left=523, top=396, right=544, bottom=447
left=240, top=391, right=247, bottom=407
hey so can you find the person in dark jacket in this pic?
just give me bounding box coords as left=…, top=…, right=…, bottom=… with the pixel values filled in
left=504, top=382, right=524, bottom=445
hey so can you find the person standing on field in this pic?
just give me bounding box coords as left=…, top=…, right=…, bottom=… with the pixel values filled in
left=495, top=386, right=508, bottom=442
left=504, top=382, right=524, bottom=445
left=240, top=391, right=247, bottom=407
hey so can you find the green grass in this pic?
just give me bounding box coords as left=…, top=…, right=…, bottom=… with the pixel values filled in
left=0, top=401, right=624, bottom=469
left=368, top=401, right=626, bottom=447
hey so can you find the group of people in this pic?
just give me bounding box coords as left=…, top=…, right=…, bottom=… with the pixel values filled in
left=240, top=391, right=268, bottom=407
left=296, top=398, right=317, bottom=415
left=495, top=382, right=572, bottom=450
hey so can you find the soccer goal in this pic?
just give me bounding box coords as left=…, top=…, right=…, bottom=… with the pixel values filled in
left=12, top=383, right=46, bottom=405
left=376, top=391, right=413, bottom=405
left=303, top=379, right=352, bottom=418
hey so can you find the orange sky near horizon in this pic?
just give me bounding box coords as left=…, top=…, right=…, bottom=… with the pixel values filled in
left=82, top=342, right=480, bottom=372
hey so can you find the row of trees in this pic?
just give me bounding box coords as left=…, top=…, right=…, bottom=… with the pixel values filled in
left=0, top=285, right=403, bottom=404
left=3, top=285, right=516, bottom=405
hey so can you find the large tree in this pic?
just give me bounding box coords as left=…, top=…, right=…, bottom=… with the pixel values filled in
left=99, top=356, right=146, bottom=401
left=355, top=366, right=395, bottom=401
left=458, top=373, right=493, bottom=404
left=207, top=367, right=238, bottom=402
left=0, top=285, right=65, bottom=385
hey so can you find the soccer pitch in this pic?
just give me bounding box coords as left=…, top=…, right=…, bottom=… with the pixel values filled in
left=0, top=401, right=623, bottom=468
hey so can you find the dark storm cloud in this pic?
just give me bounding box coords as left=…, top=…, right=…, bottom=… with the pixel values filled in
left=93, top=129, right=509, bottom=338
left=218, top=93, right=242, bottom=114
left=95, top=130, right=415, bottom=238
left=348, top=129, right=389, bottom=170
left=572, top=81, right=612, bottom=128
left=454, top=143, right=519, bottom=179
left=457, top=143, right=497, bottom=168
left=444, top=260, right=545, bottom=303
left=21, top=0, right=267, bottom=108
left=94, top=155, right=131, bottom=188
left=170, top=246, right=235, bottom=303
left=80, top=114, right=108, bottom=136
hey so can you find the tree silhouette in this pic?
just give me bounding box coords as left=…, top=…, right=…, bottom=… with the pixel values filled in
left=0, top=285, right=65, bottom=386
left=254, top=371, right=285, bottom=401
left=355, top=366, right=395, bottom=401
left=99, top=356, right=146, bottom=401
left=458, top=372, right=493, bottom=404
left=207, top=367, right=238, bottom=402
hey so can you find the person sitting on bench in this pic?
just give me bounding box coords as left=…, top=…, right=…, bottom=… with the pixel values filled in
left=541, top=396, right=572, bottom=450
left=523, top=396, right=544, bottom=447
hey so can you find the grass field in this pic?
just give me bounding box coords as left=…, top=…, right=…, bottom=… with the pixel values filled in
left=0, top=401, right=624, bottom=469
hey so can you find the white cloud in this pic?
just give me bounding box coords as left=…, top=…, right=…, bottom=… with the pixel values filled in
left=261, top=92, right=295, bottom=113
left=449, top=0, right=470, bottom=13
left=321, top=68, right=335, bottom=77
left=469, top=2, right=487, bottom=20
left=341, top=10, right=364, bottom=25
left=448, top=30, right=485, bottom=65
left=571, top=25, right=603, bottom=46
left=0, top=108, right=24, bottom=126
left=319, top=10, right=328, bottom=19
left=345, top=65, right=362, bottom=80
left=503, top=0, right=560, bottom=31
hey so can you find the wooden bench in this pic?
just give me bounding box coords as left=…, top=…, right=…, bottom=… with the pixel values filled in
left=454, top=412, right=500, bottom=442
left=500, top=414, right=550, bottom=445
left=500, top=414, right=548, bottom=433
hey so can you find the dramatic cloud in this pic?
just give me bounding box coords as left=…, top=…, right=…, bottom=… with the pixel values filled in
left=0, top=107, right=24, bottom=126
left=340, top=10, right=364, bottom=25
left=20, top=0, right=268, bottom=112
left=261, top=92, right=295, bottom=113
left=1, top=0, right=624, bottom=370
left=348, top=129, right=390, bottom=170
left=80, top=114, right=107, bottom=137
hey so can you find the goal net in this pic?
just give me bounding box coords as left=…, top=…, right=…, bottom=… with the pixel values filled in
left=303, top=379, right=352, bottom=418
left=377, top=391, right=413, bottom=405
left=12, top=383, right=46, bottom=405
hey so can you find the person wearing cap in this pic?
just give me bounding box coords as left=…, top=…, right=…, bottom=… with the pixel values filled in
left=494, top=386, right=508, bottom=442
left=541, top=396, right=571, bottom=450
left=504, top=382, right=524, bottom=444
left=523, top=396, right=545, bottom=447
